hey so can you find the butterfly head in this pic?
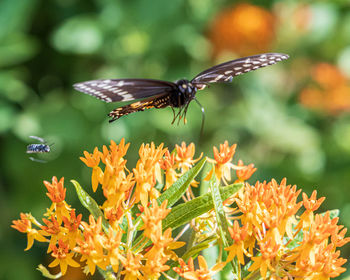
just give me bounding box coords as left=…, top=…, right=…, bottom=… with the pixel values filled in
left=175, top=79, right=197, bottom=101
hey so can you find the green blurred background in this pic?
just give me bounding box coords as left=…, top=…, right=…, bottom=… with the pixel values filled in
left=1, top=0, right=350, bottom=279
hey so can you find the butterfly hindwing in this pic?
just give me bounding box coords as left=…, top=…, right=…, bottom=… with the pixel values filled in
left=191, top=53, right=289, bottom=87
left=108, top=93, right=172, bottom=122
left=73, top=79, right=176, bottom=103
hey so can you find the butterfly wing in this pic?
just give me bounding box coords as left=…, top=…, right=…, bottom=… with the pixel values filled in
left=108, top=93, right=172, bottom=122
left=73, top=79, right=176, bottom=103
left=191, top=53, right=289, bottom=88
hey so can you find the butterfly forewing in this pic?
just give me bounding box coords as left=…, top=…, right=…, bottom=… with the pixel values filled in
left=191, top=53, right=289, bottom=87
left=73, top=79, right=176, bottom=103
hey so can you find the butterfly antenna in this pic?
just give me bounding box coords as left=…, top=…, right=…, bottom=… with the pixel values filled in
left=194, top=98, right=205, bottom=139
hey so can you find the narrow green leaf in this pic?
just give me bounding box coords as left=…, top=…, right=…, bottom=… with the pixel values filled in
left=209, top=171, right=233, bottom=247
left=132, top=156, right=207, bottom=229
left=71, top=180, right=110, bottom=233
left=132, top=183, right=243, bottom=251
left=181, top=234, right=217, bottom=261
left=163, top=183, right=243, bottom=231
left=167, top=234, right=218, bottom=278
left=157, top=156, right=207, bottom=207
left=209, top=169, right=238, bottom=275
left=97, top=267, right=117, bottom=280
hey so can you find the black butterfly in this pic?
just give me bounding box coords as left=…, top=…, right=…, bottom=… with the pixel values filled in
left=73, top=53, right=289, bottom=125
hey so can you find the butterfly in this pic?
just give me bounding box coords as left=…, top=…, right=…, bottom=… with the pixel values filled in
left=73, top=53, right=289, bottom=125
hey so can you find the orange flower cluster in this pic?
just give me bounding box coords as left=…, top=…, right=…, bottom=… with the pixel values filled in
left=12, top=139, right=349, bottom=279
left=209, top=3, right=276, bottom=57
left=225, top=179, right=350, bottom=279
left=12, top=177, right=82, bottom=275
left=207, top=141, right=256, bottom=184
left=160, top=142, right=202, bottom=199
left=299, top=63, right=350, bottom=115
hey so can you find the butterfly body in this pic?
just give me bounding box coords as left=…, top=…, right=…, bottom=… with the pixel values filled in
left=73, top=53, right=289, bottom=123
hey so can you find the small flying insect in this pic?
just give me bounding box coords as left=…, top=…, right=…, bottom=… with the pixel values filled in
left=26, top=136, right=53, bottom=163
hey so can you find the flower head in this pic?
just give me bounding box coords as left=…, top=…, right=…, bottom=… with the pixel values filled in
left=49, top=239, right=80, bottom=275
left=174, top=256, right=224, bottom=280
left=11, top=213, right=47, bottom=250
left=207, top=141, right=237, bottom=183
left=209, top=3, right=276, bottom=56
left=299, top=63, right=350, bottom=115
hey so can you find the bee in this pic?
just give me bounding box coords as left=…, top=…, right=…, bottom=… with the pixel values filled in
left=27, top=136, right=53, bottom=163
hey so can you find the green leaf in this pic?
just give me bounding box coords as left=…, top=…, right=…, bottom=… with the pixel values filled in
left=209, top=169, right=238, bottom=275
left=322, top=209, right=340, bottom=219
left=163, top=183, right=243, bottom=231
left=71, top=180, right=110, bottom=233
left=209, top=171, right=233, bottom=247
left=167, top=234, right=218, bottom=279
left=157, top=156, right=206, bottom=207
left=132, top=183, right=243, bottom=251
left=181, top=234, right=217, bottom=261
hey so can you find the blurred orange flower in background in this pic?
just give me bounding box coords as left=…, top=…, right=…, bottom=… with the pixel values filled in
left=299, top=63, right=350, bottom=115
left=209, top=3, right=276, bottom=57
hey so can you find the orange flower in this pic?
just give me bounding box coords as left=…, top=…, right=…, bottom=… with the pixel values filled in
left=209, top=3, right=276, bottom=56
left=299, top=63, right=350, bottom=115
left=44, top=176, right=66, bottom=203
left=96, top=229, right=123, bottom=273
left=120, top=250, right=144, bottom=280
left=207, top=141, right=238, bottom=183
left=175, top=142, right=202, bottom=172
left=140, top=200, right=170, bottom=240
left=248, top=238, right=281, bottom=279
left=11, top=213, right=47, bottom=250
left=174, top=256, right=224, bottom=280
left=43, top=176, right=71, bottom=223
left=41, top=215, right=67, bottom=252
left=160, top=150, right=179, bottom=189
left=80, top=147, right=103, bottom=192
left=74, top=216, right=106, bottom=275
left=133, top=143, right=166, bottom=206
left=49, top=239, right=80, bottom=275
left=235, top=159, right=257, bottom=182
left=225, top=221, right=249, bottom=265
left=62, top=210, right=82, bottom=248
